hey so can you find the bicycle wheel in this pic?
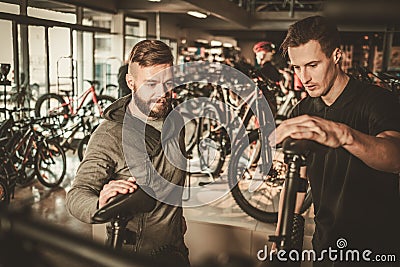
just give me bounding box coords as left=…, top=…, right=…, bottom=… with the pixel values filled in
left=0, top=175, right=10, bottom=204
left=35, top=93, right=69, bottom=126
left=35, top=141, right=66, bottom=188
left=195, top=106, right=226, bottom=177
left=14, top=138, right=37, bottom=187
left=77, top=134, right=90, bottom=161
left=228, top=130, right=312, bottom=223
left=86, top=95, right=116, bottom=117
left=102, top=84, right=118, bottom=98
left=228, top=130, right=279, bottom=222
left=181, top=112, right=198, bottom=155
left=300, top=186, right=313, bottom=214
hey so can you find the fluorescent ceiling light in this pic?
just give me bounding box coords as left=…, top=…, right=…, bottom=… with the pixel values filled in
left=148, top=0, right=161, bottom=2
left=211, top=40, right=222, bottom=46
left=187, top=11, right=207, bottom=19
left=195, top=39, right=208, bottom=44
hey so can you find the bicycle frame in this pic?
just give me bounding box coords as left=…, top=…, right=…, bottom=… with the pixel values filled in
left=0, top=127, right=32, bottom=183
left=61, top=85, right=102, bottom=117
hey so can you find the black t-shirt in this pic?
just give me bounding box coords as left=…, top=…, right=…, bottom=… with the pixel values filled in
left=291, top=77, right=400, bottom=255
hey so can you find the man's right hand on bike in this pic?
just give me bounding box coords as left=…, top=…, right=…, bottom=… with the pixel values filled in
left=98, top=177, right=137, bottom=208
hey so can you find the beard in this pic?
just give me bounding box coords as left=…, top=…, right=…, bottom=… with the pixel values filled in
left=134, top=93, right=171, bottom=119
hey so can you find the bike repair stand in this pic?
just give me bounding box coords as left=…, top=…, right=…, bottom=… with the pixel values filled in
left=268, top=138, right=308, bottom=267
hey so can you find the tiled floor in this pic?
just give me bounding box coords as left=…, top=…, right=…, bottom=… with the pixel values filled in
left=7, top=149, right=315, bottom=267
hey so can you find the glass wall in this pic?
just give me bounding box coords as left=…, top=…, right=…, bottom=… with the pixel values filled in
left=0, top=2, right=18, bottom=109
left=125, top=17, right=147, bottom=60
left=28, top=25, right=45, bottom=100
left=0, top=19, right=14, bottom=109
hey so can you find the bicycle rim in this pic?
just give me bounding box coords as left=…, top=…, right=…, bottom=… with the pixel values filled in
left=228, top=130, right=280, bottom=223
left=181, top=112, right=198, bottom=154
left=36, top=142, right=66, bottom=188
left=196, top=114, right=225, bottom=177
left=77, top=134, right=90, bottom=161
left=34, top=94, right=68, bottom=126
left=0, top=176, right=10, bottom=204
left=86, top=95, right=115, bottom=118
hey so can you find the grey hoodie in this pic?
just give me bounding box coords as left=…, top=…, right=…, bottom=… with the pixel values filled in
left=66, top=95, right=189, bottom=262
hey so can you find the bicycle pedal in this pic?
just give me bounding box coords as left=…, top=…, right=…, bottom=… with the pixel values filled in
left=198, top=181, right=212, bottom=186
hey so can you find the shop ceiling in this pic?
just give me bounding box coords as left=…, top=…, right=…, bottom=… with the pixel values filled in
left=3, top=0, right=400, bottom=40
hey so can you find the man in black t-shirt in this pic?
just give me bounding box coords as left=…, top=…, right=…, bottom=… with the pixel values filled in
left=270, top=16, right=400, bottom=266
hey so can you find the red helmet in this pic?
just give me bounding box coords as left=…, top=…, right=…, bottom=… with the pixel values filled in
left=253, top=41, right=276, bottom=53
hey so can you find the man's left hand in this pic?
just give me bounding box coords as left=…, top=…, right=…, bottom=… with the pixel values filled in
left=270, top=114, right=350, bottom=147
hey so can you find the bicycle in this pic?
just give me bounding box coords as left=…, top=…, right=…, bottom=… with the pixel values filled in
left=177, top=76, right=278, bottom=179
left=34, top=80, right=116, bottom=127
left=0, top=108, right=66, bottom=204
left=228, top=129, right=312, bottom=223
left=174, top=62, right=311, bottom=222
left=222, top=70, right=311, bottom=223
left=188, top=71, right=310, bottom=223
left=44, top=106, right=99, bottom=160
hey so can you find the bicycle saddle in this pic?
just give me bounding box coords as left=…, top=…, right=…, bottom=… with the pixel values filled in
left=92, top=186, right=156, bottom=224
left=282, top=138, right=316, bottom=155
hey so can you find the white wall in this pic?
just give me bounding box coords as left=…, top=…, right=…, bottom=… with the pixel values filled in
left=0, top=19, right=13, bottom=65
left=0, top=2, right=19, bottom=79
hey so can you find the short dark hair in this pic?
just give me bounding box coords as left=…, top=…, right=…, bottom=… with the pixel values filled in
left=129, top=40, right=173, bottom=67
left=280, top=15, right=341, bottom=58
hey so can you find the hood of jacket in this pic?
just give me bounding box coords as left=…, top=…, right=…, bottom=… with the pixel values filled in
left=102, top=94, right=131, bottom=124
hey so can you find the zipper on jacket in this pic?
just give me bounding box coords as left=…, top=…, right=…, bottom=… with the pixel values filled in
left=134, top=213, right=145, bottom=252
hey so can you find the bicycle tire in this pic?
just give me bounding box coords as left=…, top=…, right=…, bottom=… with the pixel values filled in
left=228, top=130, right=312, bottom=223
left=300, top=186, right=313, bottom=214
left=0, top=175, right=10, bottom=204
left=102, top=84, right=118, bottom=98
left=35, top=93, right=69, bottom=126
left=180, top=112, right=198, bottom=155
left=15, top=138, right=37, bottom=187
left=195, top=104, right=226, bottom=177
left=35, top=141, right=66, bottom=188
left=86, top=95, right=116, bottom=118
left=77, top=134, right=90, bottom=161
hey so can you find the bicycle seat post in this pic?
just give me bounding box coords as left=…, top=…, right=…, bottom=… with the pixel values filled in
left=109, top=215, right=128, bottom=250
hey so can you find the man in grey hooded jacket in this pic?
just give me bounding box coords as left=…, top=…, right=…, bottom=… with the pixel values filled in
left=66, top=40, right=189, bottom=266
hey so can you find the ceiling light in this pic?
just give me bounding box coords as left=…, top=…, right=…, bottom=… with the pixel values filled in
left=148, top=0, right=161, bottom=2
left=187, top=11, right=207, bottom=19
left=211, top=40, right=222, bottom=47
left=195, top=39, right=208, bottom=44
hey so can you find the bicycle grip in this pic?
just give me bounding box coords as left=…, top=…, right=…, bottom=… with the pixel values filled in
left=91, top=185, right=156, bottom=223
